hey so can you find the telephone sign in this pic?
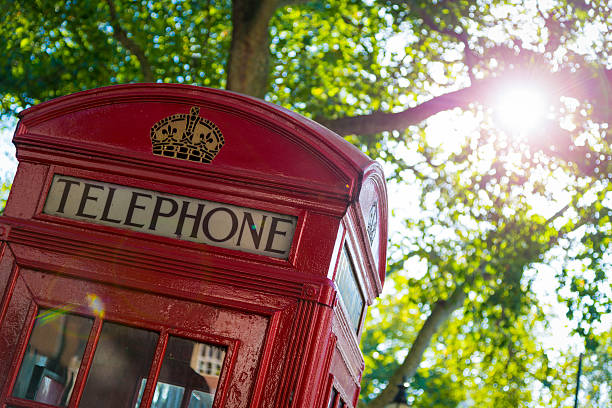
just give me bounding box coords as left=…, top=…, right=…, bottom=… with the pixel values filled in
left=44, top=175, right=297, bottom=258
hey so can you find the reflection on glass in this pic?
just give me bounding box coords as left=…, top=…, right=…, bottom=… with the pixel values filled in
left=327, top=388, right=338, bottom=408
left=137, top=336, right=226, bottom=408
left=189, top=390, right=215, bottom=407
left=12, top=308, right=93, bottom=406
left=336, top=246, right=365, bottom=332
left=80, top=321, right=159, bottom=408
left=135, top=379, right=186, bottom=408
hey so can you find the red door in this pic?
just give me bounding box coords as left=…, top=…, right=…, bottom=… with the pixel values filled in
left=0, top=267, right=273, bottom=408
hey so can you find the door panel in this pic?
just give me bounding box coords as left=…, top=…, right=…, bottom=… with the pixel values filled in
left=2, top=269, right=271, bottom=408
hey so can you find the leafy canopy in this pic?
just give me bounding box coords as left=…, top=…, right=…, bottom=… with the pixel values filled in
left=0, top=0, right=610, bottom=407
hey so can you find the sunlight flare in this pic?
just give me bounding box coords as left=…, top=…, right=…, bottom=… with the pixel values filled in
left=493, top=85, right=550, bottom=136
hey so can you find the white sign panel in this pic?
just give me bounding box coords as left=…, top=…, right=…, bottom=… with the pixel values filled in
left=43, top=175, right=297, bottom=259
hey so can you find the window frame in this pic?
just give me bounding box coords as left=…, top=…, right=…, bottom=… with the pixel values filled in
left=334, top=241, right=367, bottom=336
left=1, top=271, right=241, bottom=408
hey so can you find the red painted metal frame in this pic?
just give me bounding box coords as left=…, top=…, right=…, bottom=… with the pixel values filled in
left=1, top=267, right=252, bottom=408
left=0, top=84, right=388, bottom=408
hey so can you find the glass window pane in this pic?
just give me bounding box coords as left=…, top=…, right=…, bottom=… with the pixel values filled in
left=145, top=336, right=226, bottom=408
left=336, top=245, right=365, bottom=332
left=80, top=321, right=159, bottom=408
left=327, top=388, right=338, bottom=408
left=189, top=390, right=214, bottom=407
left=155, top=383, right=185, bottom=407
left=12, top=308, right=93, bottom=406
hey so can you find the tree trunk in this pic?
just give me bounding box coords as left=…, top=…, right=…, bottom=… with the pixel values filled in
left=226, top=0, right=279, bottom=98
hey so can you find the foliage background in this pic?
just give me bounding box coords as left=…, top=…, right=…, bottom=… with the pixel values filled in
left=0, top=0, right=610, bottom=407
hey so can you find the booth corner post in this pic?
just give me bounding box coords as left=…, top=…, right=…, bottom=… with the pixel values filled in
left=0, top=84, right=388, bottom=408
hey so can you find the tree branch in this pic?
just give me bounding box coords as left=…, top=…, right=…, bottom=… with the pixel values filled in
left=319, top=79, right=491, bottom=136
left=320, top=66, right=611, bottom=137
left=105, top=0, right=154, bottom=82
left=365, top=284, right=467, bottom=408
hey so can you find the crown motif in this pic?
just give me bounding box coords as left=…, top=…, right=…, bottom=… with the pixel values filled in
left=150, top=107, right=224, bottom=163
left=366, top=202, right=378, bottom=245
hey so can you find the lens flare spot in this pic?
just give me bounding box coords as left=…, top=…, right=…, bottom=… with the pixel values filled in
left=36, top=305, right=77, bottom=326
left=87, top=293, right=105, bottom=318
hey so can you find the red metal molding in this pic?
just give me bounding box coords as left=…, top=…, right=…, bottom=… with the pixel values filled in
left=0, top=223, right=10, bottom=241
left=15, top=84, right=373, bottom=205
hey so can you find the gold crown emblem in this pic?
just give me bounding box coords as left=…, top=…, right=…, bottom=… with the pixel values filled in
left=150, top=107, right=224, bottom=163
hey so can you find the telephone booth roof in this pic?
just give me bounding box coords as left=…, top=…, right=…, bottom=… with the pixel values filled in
left=14, top=84, right=388, bottom=283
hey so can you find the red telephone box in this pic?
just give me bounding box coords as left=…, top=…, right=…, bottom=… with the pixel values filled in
left=0, top=84, right=387, bottom=408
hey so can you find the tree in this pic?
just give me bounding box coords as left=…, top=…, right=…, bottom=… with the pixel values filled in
left=1, top=0, right=610, bottom=406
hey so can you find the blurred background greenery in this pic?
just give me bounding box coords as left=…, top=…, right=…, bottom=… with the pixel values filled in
left=0, top=1, right=610, bottom=407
